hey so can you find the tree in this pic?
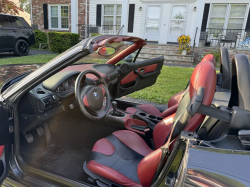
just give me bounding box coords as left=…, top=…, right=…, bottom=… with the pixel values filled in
left=20, top=0, right=30, bottom=14
left=0, top=0, right=23, bottom=15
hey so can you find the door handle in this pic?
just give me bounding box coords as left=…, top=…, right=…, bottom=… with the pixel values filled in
left=13, top=30, right=17, bottom=32
left=139, top=68, right=145, bottom=73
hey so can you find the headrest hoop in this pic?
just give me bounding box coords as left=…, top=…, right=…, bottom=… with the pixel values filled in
left=220, top=47, right=231, bottom=89
left=229, top=54, right=250, bottom=110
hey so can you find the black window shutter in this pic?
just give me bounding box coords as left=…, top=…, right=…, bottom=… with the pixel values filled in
left=201, top=4, right=210, bottom=31
left=245, top=8, right=250, bottom=31
left=43, top=4, right=48, bottom=29
left=96, top=5, right=102, bottom=27
left=128, top=4, right=135, bottom=33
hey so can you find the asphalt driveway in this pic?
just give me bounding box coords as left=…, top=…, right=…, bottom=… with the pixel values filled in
left=0, top=49, right=54, bottom=59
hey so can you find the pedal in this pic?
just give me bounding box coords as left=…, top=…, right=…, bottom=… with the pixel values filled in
left=43, top=123, right=53, bottom=147
left=25, top=133, right=34, bottom=143
left=36, top=126, right=44, bottom=136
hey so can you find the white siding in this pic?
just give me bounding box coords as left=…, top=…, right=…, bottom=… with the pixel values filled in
left=89, top=0, right=142, bottom=37
left=189, top=1, right=198, bottom=43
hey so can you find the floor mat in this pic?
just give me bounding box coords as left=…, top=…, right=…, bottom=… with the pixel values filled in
left=36, top=146, right=65, bottom=166
left=20, top=115, right=117, bottom=182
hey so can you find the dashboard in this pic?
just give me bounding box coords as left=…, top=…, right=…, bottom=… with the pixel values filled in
left=18, top=63, right=120, bottom=134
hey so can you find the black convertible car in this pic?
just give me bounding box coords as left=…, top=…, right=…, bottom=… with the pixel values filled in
left=0, top=35, right=249, bottom=187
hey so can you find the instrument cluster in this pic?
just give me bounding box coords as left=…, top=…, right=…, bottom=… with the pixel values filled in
left=56, top=76, right=77, bottom=95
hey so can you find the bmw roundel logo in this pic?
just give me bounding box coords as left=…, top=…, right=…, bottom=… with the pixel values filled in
left=93, top=92, right=98, bottom=97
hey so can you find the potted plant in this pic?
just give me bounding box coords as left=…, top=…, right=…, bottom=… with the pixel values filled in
left=177, top=35, right=191, bottom=55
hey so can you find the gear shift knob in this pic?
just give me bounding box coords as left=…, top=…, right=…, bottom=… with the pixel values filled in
left=112, top=101, right=117, bottom=115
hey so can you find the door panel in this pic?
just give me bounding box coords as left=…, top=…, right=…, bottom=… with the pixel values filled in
left=120, top=64, right=158, bottom=85
left=0, top=102, right=12, bottom=185
left=116, top=56, right=164, bottom=97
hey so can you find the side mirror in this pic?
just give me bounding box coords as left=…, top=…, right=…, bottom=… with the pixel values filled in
left=125, top=54, right=133, bottom=63
left=98, top=47, right=116, bottom=56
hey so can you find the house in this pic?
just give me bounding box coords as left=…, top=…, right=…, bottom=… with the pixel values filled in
left=11, top=0, right=31, bottom=25
left=89, top=0, right=250, bottom=46
left=31, top=0, right=88, bottom=33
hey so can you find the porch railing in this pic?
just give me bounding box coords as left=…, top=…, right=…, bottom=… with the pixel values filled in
left=77, top=24, right=124, bottom=39
left=199, top=28, right=250, bottom=49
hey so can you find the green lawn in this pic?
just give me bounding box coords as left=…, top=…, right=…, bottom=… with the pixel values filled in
left=0, top=54, right=194, bottom=104
left=0, top=54, right=59, bottom=65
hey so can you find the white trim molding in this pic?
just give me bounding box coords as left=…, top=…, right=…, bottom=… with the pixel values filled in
left=141, top=0, right=196, bottom=3
left=71, top=0, right=78, bottom=33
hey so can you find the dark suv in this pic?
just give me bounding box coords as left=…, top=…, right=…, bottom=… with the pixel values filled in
left=0, top=14, right=35, bottom=56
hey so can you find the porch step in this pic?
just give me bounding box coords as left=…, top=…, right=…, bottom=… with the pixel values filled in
left=144, top=44, right=179, bottom=50
left=138, top=43, right=194, bottom=65
left=137, top=56, right=193, bottom=65
left=138, top=52, right=193, bottom=61
left=141, top=48, right=181, bottom=55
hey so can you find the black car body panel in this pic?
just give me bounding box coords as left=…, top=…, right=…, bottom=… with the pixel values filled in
left=0, top=14, right=35, bottom=53
left=184, top=146, right=250, bottom=186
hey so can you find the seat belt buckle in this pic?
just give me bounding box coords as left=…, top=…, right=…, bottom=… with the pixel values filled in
left=144, top=128, right=153, bottom=139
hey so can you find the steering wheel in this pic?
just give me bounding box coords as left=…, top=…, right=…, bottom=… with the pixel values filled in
left=75, top=70, right=111, bottom=120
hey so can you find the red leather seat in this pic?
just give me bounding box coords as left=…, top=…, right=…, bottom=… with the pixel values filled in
left=125, top=54, right=216, bottom=118
left=87, top=61, right=216, bottom=187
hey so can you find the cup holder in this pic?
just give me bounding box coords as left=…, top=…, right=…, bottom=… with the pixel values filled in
left=148, top=115, right=157, bottom=119
left=139, top=112, right=147, bottom=116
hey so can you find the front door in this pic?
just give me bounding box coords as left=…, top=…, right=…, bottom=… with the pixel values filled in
left=167, top=5, right=188, bottom=43
left=144, top=5, right=162, bottom=42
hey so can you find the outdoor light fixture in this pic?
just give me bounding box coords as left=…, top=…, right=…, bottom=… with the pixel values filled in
left=193, top=6, right=197, bottom=11
left=139, top=7, right=142, bottom=11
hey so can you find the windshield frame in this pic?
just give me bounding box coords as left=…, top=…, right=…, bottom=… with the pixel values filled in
left=1, top=35, right=145, bottom=102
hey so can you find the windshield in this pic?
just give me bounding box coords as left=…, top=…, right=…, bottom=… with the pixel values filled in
left=1, top=35, right=144, bottom=99
left=74, top=41, right=133, bottom=64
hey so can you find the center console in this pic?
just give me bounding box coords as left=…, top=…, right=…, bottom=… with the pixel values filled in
left=105, top=100, right=163, bottom=136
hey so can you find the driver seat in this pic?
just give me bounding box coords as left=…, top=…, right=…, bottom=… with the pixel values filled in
left=85, top=61, right=216, bottom=187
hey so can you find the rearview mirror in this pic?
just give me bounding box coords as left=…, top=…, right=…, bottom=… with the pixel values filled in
left=125, top=54, right=133, bottom=63
left=98, top=47, right=116, bottom=56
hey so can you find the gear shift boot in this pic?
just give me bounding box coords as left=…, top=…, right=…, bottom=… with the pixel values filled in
left=110, top=101, right=126, bottom=117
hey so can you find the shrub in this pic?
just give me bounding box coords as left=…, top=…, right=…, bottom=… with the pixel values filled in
left=48, top=32, right=80, bottom=53
left=204, top=50, right=220, bottom=64
left=32, top=30, right=47, bottom=49
left=91, top=33, right=101, bottom=37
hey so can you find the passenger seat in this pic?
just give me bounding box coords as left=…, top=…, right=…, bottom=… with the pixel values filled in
left=126, top=54, right=216, bottom=118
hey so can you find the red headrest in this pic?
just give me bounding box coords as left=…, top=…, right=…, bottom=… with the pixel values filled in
left=201, top=54, right=216, bottom=67
left=190, top=61, right=216, bottom=105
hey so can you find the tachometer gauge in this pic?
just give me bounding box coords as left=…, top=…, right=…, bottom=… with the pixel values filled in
left=57, top=80, right=69, bottom=94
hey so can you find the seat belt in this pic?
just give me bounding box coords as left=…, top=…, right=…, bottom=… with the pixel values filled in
left=151, top=110, right=190, bottom=183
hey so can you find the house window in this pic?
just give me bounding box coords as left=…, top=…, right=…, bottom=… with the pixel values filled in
left=49, top=4, right=69, bottom=30
left=209, top=4, right=248, bottom=30
left=103, top=5, right=122, bottom=30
